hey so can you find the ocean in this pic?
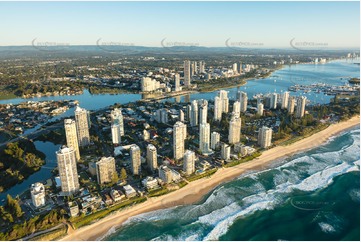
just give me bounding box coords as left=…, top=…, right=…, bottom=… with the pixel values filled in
left=105, top=127, right=360, bottom=241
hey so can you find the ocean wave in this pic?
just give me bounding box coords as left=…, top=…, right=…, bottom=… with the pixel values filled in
left=198, top=160, right=359, bottom=240
left=348, top=189, right=360, bottom=202
left=319, top=222, right=336, bottom=233
left=203, top=199, right=277, bottom=240
left=96, top=226, right=117, bottom=241
left=287, top=161, right=358, bottom=192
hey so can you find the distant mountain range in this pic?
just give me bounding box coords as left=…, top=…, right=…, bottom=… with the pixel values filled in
left=0, top=45, right=358, bottom=59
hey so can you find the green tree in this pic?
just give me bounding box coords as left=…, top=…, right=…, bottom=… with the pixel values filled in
left=112, top=172, right=119, bottom=185
left=5, top=195, right=23, bottom=218
left=120, top=168, right=127, bottom=181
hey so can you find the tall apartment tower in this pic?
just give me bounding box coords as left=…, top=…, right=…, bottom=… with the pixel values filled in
left=111, top=123, right=122, bottom=145
left=239, top=62, right=243, bottom=73
left=96, top=157, right=116, bottom=185
left=64, top=119, right=80, bottom=160
left=74, top=106, right=91, bottom=147
left=214, top=90, right=229, bottom=121
left=174, top=73, right=181, bottom=92
left=146, top=144, right=158, bottom=172
left=190, top=100, right=198, bottom=127
left=179, top=109, right=185, bottom=122
left=281, top=91, right=290, bottom=109
left=233, top=100, right=241, bottom=118
left=228, top=116, right=242, bottom=144
left=199, top=122, right=211, bottom=154
left=173, top=121, right=187, bottom=160
left=296, top=96, right=307, bottom=118
left=183, top=150, right=195, bottom=175
left=214, top=96, right=222, bottom=121
left=221, top=143, right=231, bottom=161
left=238, top=91, right=248, bottom=112
left=258, top=126, right=273, bottom=148
left=219, top=90, right=229, bottom=113
left=257, top=103, right=264, bottom=116
left=184, top=60, right=191, bottom=87
left=199, top=99, right=208, bottom=124
left=130, top=145, right=141, bottom=175
left=211, top=131, right=220, bottom=150
left=288, top=96, right=295, bottom=114
left=56, top=146, right=79, bottom=196
left=232, top=63, right=238, bottom=74
left=270, top=93, right=278, bottom=109
left=110, top=108, right=124, bottom=136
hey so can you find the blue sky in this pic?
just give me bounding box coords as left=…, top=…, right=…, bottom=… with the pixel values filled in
left=0, top=1, right=359, bottom=48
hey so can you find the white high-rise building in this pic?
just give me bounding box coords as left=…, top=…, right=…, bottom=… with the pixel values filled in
left=199, top=99, right=208, bottom=124
left=270, top=93, right=278, bottom=109
left=179, top=109, right=185, bottom=122
left=211, top=131, right=220, bottom=150
left=214, top=90, right=229, bottom=121
left=173, top=122, right=187, bottom=160
left=130, top=145, right=141, bottom=175
left=296, top=96, right=307, bottom=118
left=183, top=150, right=195, bottom=175
left=199, top=61, right=205, bottom=73
left=111, top=123, right=122, bottom=144
left=258, top=126, right=273, bottom=148
left=110, top=108, right=124, bottom=136
left=281, top=92, right=290, bottom=109
left=233, top=101, right=241, bottom=118
left=174, top=73, right=181, bottom=92
left=238, top=91, right=248, bottom=112
left=96, top=157, right=116, bottom=185
left=184, top=60, right=191, bottom=86
left=141, top=77, right=161, bottom=92
left=219, top=90, right=229, bottom=113
left=228, top=116, right=242, bottom=144
left=214, top=96, right=222, bottom=121
left=199, top=122, right=211, bottom=154
left=257, top=103, right=264, bottom=116
left=64, top=119, right=80, bottom=160
left=56, top=146, right=79, bottom=196
left=187, top=105, right=192, bottom=121
left=146, top=144, right=158, bottom=172
left=155, top=109, right=168, bottom=124
left=30, top=182, right=46, bottom=208
left=74, top=106, right=90, bottom=147
left=232, top=63, right=238, bottom=74
left=190, top=100, right=198, bottom=127
left=221, top=143, right=231, bottom=161
left=288, top=96, right=295, bottom=114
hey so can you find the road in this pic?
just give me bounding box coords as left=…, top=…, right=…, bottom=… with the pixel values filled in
left=19, top=222, right=67, bottom=241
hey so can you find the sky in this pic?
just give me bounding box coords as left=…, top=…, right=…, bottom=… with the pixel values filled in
left=0, top=1, right=359, bottom=48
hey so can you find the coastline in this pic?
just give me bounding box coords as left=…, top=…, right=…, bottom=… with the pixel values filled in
left=61, top=115, right=360, bottom=241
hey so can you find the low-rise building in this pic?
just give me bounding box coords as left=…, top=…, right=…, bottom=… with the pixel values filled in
left=142, top=176, right=160, bottom=190
left=158, top=165, right=173, bottom=184
left=123, top=185, right=137, bottom=198
left=68, top=201, right=79, bottom=217
left=30, top=182, right=46, bottom=208
left=110, top=190, right=125, bottom=202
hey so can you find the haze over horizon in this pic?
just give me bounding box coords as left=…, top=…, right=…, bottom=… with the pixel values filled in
left=0, top=1, right=359, bottom=49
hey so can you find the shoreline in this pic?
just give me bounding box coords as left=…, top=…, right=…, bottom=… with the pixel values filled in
left=61, top=115, right=360, bottom=241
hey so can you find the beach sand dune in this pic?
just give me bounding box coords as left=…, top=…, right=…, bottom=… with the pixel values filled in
left=61, top=116, right=360, bottom=241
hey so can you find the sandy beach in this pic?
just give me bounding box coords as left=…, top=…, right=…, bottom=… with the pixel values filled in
left=61, top=116, right=360, bottom=241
